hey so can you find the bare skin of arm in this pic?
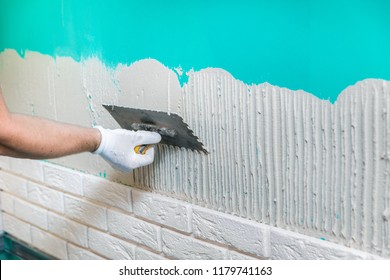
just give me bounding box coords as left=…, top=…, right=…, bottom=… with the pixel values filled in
left=0, top=88, right=101, bottom=159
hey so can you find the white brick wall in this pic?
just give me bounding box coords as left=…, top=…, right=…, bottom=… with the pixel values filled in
left=270, top=228, right=381, bottom=260
left=0, top=159, right=385, bottom=259
left=1, top=192, right=15, bottom=214
left=162, top=228, right=226, bottom=259
left=107, top=209, right=161, bottom=251
left=132, top=189, right=192, bottom=233
left=27, top=181, right=64, bottom=213
left=14, top=198, right=48, bottom=230
left=193, top=207, right=270, bottom=258
left=83, top=175, right=131, bottom=212
left=43, top=164, right=83, bottom=195
left=31, top=227, right=68, bottom=259
left=0, top=156, right=10, bottom=170
left=0, top=188, right=2, bottom=233
left=2, top=213, right=31, bottom=244
left=67, top=243, right=105, bottom=260
left=88, top=228, right=136, bottom=259
left=64, top=195, right=107, bottom=230
left=47, top=212, right=88, bottom=247
left=0, top=171, right=28, bottom=198
left=135, top=246, right=166, bottom=260
left=9, top=158, right=43, bottom=182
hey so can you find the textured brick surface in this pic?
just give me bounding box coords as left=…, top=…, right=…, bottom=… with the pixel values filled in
left=88, top=228, right=136, bottom=259
left=31, top=226, right=68, bottom=259
left=48, top=212, right=88, bottom=247
left=9, top=158, right=43, bottom=182
left=83, top=174, right=131, bottom=212
left=162, top=229, right=226, bottom=260
left=64, top=195, right=107, bottom=230
left=1, top=192, right=15, bottom=214
left=193, top=207, right=270, bottom=258
left=133, top=189, right=192, bottom=233
left=14, top=198, right=48, bottom=230
left=0, top=156, right=10, bottom=169
left=108, top=209, right=161, bottom=252
left=0, top=171, right=28, bottom=198
left=135, top=247, right=167, bottom=260
left=225, top=250, right=260, bottom=260
left=67, top=243, right=105, bottom=260
left=2, top=213, right=31, bottom=244
left=270, top=228, right=382, bottom=260
left=43, top=164, right=83, bottom=195
left=27, top=181, right=64, bottom=213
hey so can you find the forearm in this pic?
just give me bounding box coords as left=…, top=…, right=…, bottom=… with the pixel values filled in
left=0, top=89, right=160, bottom=171
left=0, top=113, right=101, bottom=159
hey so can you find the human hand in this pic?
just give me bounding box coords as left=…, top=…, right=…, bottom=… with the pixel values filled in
left=93, top=126, right=161, bottom=172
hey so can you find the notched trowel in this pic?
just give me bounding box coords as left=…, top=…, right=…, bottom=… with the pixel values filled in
left=103, top=105, right=208, bottom=154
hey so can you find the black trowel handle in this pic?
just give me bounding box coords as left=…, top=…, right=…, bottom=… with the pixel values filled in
left=134, top=144, right=151, bottom=155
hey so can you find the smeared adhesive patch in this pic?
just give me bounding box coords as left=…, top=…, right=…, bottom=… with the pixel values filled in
left=2, top=1, right=390, bottom=102
left=1, top=50, right=389, bottom=257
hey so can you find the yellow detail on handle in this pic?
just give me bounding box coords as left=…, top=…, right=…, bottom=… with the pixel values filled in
left=134, top=144, right=151, bottom=155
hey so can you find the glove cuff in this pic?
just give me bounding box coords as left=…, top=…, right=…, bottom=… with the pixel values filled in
left=92, top=126, right=107, bottom=155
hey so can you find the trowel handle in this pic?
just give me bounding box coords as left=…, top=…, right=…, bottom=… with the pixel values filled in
left=134, top=144, right=151, bottom=155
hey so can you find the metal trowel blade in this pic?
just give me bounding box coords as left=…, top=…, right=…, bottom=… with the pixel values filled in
left=103, top=105, right=208, bottom=154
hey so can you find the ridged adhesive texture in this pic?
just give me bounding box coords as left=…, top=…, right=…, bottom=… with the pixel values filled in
left=132, top=72, right=390, bottom=257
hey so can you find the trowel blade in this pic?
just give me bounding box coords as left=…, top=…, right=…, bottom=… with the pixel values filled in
left=103, top=105, right=208, bottom=154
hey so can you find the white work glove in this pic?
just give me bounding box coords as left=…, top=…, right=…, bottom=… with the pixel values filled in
left=93, top=126, right=161, bottom=172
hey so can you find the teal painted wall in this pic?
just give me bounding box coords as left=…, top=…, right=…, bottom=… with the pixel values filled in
left=1, top=0, right=389, bottom=102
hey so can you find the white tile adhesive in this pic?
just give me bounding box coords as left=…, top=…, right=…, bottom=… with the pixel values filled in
left=0, top=50, right=389, bottom=257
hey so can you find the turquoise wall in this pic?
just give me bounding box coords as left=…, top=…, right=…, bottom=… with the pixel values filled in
left=1, top=0, right=389, bottom=102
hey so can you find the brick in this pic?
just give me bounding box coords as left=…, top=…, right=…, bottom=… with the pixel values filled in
left=9, top=158, right=43, bottom=182
left=88, top=228, right=136, bottom=259
left=0, top=171, right=28, bottom=198
left=27, top=181, right=64, bottom=213
left=270, top=227, right=382, bottom=260
left=67, top=243, right=105, bottom=260
left=83, top=175, right=131, bottom=212
left=225, top=250, right=260, bottom=260
left=64, top=195, right=107, bottom=230
left=135, top=247, right=167, bottom=260
left=162, top=229, right=226, bottom=260
left=48, top=212, right=88, bottom=247
left=14, top=198, right=48, bottom=229
left=193, top=207, right=270, bottom=258
left=108, top=209, right=161, bottom=252
left=133, top=189, right=192, bottom=233
left=31, top=227, right=68, bottom=259
left=0, top=156, right=10, bottom=169
left=43, top=164, right=83, bottom=195
left=2, top=213, right=31, bottom=244
left=1, top=192, right=15, bottom=214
